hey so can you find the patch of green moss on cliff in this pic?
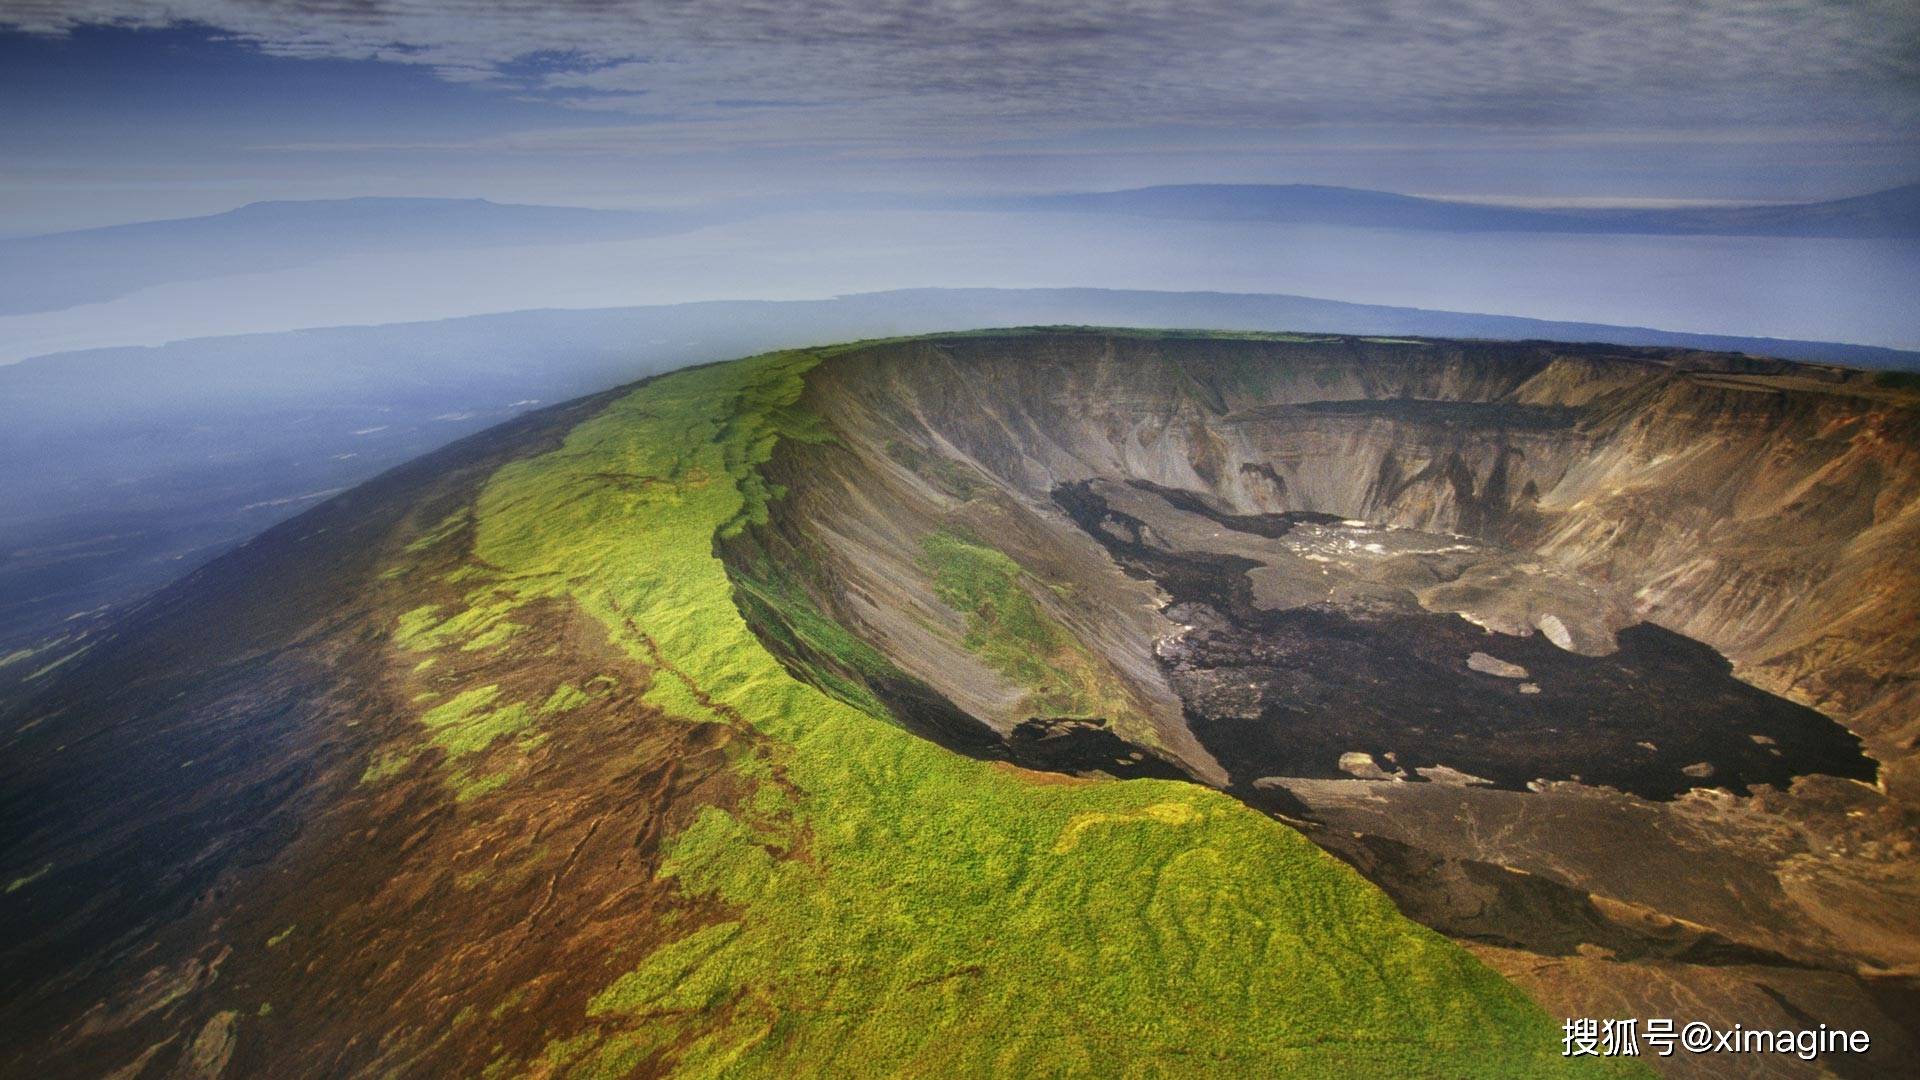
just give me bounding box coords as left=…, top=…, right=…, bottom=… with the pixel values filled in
left=537, top=683, right=591, bottom=714
left=919, top=528, right=1114, bottom=717
left=419, top=685, right=533, bottom=758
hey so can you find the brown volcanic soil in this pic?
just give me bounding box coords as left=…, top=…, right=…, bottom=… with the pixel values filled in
left=721, top=330, right=1920, bottom=1077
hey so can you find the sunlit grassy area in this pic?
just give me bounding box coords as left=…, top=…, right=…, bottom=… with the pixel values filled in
left=381, top=341, right=1633, bottom=1077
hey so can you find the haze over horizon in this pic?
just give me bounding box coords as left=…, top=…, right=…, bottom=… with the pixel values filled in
left=2, top=3, right=1916, bottom=360
left=7, top=207, right=1920, bottom=360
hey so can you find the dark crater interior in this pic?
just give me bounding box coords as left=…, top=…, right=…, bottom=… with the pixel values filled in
left=1053, top=480, right=1877, bottom=800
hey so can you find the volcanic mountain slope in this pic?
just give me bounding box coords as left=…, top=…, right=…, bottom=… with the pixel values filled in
left=0, top=342, right=1630, bottom=1079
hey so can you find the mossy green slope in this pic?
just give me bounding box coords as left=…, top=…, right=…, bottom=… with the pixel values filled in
left=919, top=528, right=1135, bottom=720
left=437, top=344, right=1626, bottom=1077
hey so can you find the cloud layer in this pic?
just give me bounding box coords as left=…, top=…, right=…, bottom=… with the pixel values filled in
left=6, top=1, right=1918, bottom=150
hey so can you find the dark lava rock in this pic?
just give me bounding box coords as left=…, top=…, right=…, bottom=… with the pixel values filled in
left=1055, top=481, right=1878, bottom=801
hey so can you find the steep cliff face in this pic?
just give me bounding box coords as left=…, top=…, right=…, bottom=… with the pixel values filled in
left=1526, top=372, right=1920, bottom=774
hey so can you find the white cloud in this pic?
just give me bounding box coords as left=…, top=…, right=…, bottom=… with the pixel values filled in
left=4, top=1, right=1916, bottom=150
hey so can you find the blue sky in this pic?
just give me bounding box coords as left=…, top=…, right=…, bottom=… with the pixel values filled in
left=3, top=2, right=1918, bottom=232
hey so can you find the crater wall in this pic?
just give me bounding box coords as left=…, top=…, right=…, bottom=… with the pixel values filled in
left=776, top=332, right=1920, bottom=793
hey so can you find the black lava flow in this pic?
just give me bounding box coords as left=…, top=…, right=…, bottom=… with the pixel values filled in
left=1052, top=481, right=1878, bottom=801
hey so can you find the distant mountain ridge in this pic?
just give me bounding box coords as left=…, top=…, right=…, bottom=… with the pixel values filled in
left=969, top=181, right=1920, bottom=238
left=2, top=183, right=1913, bottom=319
left=0, top=197, right=706, bottom=316
left=6, top=195, right=678, bottom=246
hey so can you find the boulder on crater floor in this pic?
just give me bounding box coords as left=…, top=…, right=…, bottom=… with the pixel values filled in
left=1467, top=651, right=1530, bottom=679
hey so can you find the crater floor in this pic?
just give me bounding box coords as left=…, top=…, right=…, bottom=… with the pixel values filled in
left=1055, top=477, right=1875, bottom=801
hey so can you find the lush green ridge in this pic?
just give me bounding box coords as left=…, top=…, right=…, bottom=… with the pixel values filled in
left=379, top=343, right=1626, bottom=1077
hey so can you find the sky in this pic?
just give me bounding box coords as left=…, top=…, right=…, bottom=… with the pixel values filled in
left=3, top=1, right=1919, bottom=232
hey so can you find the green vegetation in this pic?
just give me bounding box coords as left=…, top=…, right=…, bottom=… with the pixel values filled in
left=362, top=679, right=541, bottom=796
left=919, top=528, right=1128, bottom=718
left=725, top=545, right=899, bottom=720
left=406, top=685, right=542, bottom=800
left=883, top=439, right=990, bottom=499
left=373, top=341, right=1628, bottom=1076
left=394, top=605, right=447, bottom=649
left=5, top=863, right=52, bottom=894
left=393, top=593, right=524, bottom=653
left=538, top=683, right=591, bottom=714
left=359, top=747, right=415, bottom=785
left=418, top=685, right=533, bottom=759
left=490, top=987, right=531, bottom=1020
left=404, top=509, right=471, bottom=553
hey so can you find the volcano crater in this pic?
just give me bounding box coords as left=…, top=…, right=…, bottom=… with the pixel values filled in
left=718, top=331, right=1920, bottom=1045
